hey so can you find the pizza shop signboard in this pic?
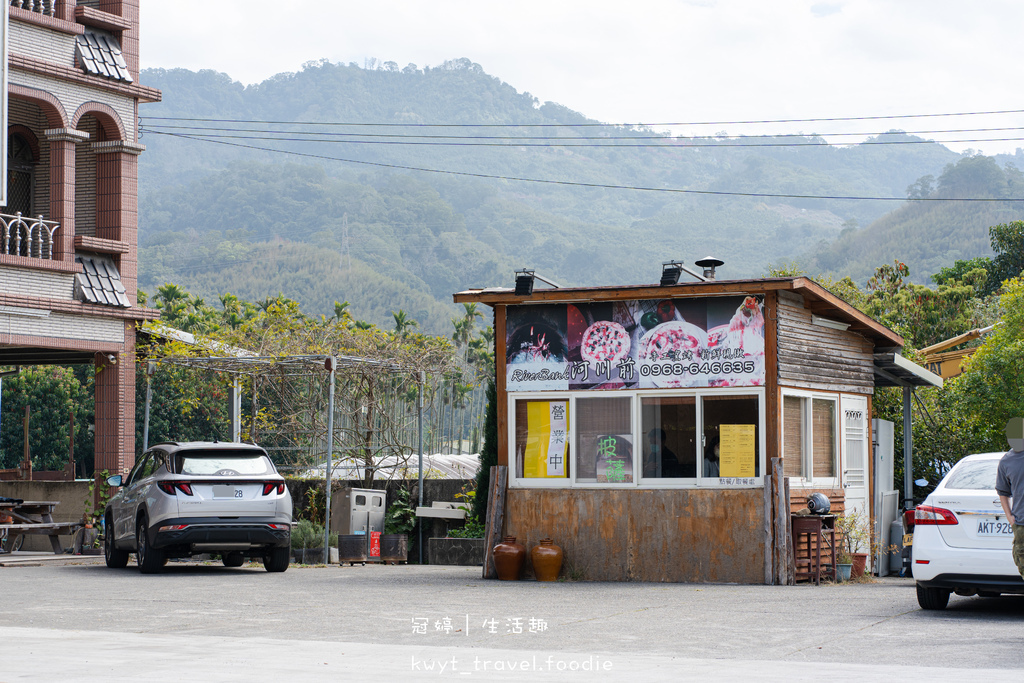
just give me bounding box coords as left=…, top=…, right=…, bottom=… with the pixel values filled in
left=505, top=295, right=765, bottom=392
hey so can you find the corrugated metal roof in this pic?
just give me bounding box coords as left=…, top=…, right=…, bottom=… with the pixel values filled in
left=301, top=453, right=481, bottom=480
left=75, top=254, right=130, bottom=308
left=75, top=32, right=133, bottom=83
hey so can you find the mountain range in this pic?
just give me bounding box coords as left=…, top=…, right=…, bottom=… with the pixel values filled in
left=137, top=59, right=1024, bottom=333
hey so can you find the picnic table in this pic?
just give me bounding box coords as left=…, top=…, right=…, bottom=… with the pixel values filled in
left=0, top=501, right=82, bottom=554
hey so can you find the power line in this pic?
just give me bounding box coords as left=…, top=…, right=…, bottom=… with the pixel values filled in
left=141, top=107, right=1024, bottom=128
left=144, top=130, right=1024, bottom=202
left=140, top=129, right=1024, bottom=148
left=140, top=122, right=1024, bottom=141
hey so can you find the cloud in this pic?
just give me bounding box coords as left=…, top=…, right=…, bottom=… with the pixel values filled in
left=810, top=3, right=843, bottom=17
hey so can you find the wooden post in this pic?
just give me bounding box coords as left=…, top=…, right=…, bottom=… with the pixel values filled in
left=20, top=405, right=31, bottom=480
left=784, top=476, right=795, bottom=585
left=482, top=465, right=507, bottom=579
left=763, top=475, right=775, bottom=584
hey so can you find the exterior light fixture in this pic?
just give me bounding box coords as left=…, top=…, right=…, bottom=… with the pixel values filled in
left=660, top=261, right=683, bottom=286
left=514, top=269, right=561, bottom=296
left=515, top=269, right=535, bottom=296
left=695, top=256, right=725, bottom=280
left=660, top=260, right=709, bottom=286
left=811, top=314, right=850, bottom=331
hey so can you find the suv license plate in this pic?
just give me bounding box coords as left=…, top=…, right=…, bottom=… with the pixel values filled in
left=977, top=520, right=1014, bottom=536
left=213, top=485, right=244, bottom=499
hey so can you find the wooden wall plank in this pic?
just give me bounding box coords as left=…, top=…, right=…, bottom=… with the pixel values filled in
left=495, top=304, right=508, bottom=468
left=504, top=487, right=766, bottom=583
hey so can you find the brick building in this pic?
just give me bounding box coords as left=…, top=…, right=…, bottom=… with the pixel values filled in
left=2, top=0, right=159, bottom=476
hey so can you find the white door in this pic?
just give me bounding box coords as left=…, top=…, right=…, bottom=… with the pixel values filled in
left=841, top=395, right=870, bottom=520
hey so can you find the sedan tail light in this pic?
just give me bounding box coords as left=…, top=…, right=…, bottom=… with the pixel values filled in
left=157, top=481, right=194, bottom=496
left=262, top=482, right=285, bottom=496
left=914, top=504, right=958, bottom=525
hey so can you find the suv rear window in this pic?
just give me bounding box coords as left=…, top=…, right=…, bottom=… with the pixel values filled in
left=943, top=459, right=998, bottom=490
left=175, top=451, right=274, bottom=476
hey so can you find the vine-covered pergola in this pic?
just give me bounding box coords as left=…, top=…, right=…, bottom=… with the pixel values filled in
left=142, top=350, right=442, bottom=559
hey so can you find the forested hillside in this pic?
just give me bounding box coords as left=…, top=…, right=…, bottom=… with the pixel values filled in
left=137, top=59, right=1015, bottom=332
left=803, top=155, right=1024, bottom=283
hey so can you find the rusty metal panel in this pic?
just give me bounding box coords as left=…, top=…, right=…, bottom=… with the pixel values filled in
left=505, top=488, right=766, bottom=583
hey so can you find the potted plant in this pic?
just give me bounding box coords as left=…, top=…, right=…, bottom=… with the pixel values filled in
left=291, top=519, right=323, bottom=564
left=835, top=509, right=870, bottom=580
left=78, top=471, right=111, bottom=555
left=382, top=487, right=415, bottom=564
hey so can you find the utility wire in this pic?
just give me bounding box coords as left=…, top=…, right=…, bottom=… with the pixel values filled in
left=140, top=129, right=1024, bottom=148
left=140, top=107, right=1024, bottom=128
left=140, top=122, right=1024, bottom=141
left=144, top=130, right=1024, bottom=202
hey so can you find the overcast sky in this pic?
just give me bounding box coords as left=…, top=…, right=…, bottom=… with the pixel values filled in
left=140, top=1, right=1024, bottom=156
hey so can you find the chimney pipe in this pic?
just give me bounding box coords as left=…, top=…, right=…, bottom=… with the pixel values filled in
left=695, top=256, right=724, bottom=280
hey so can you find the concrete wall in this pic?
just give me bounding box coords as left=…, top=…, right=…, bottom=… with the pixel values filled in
left=0, top=480, right=91, bottom=551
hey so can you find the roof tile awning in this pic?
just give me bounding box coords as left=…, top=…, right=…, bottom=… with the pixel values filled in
left=75, top=32, right=133, bottom=83
left=75, top=254, right=130, bottom=308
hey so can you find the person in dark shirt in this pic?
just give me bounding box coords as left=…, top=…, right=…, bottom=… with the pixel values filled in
left=996, top=417, right=1024, bottom=578
left=644, top=428, right=694, bottom=478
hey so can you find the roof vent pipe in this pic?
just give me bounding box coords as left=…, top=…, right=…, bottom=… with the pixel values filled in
left=695, top=256, right=724, bottom=280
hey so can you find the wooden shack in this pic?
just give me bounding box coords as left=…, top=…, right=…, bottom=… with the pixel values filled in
left=455, top=274, right=935, bottom=583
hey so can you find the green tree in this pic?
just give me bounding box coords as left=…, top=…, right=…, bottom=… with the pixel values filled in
left=987, top=221, right=1024, bottom=293
left=471, top=380, right=497, bottom=522
left=0, top=367, right=93, bottom=473
left=946, top=276, right=1024, bottom=447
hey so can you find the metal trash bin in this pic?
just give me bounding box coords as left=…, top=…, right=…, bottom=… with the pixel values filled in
left=332, top=488, right=385, bottom=563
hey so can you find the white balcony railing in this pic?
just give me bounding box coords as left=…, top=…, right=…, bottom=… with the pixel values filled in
left=9, top=0, right=55, bottom=16
left=1, top=212, right=59, bottom=260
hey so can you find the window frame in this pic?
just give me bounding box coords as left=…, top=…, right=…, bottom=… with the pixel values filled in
left=507, top=386, right=766, bottom=490
left=781, top=388, right=840, bottom=488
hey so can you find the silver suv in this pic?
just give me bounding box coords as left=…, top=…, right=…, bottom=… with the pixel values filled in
left=103, top=442, right=292, bottom=573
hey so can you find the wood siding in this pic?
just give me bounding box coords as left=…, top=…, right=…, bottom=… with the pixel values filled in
left=505, top=488, right=766, bottom=583
left=777, top=290, right=875, bottom=394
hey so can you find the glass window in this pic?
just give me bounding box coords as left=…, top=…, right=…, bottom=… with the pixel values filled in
left=126, top=454, right=151, bottom=486
left=703, top=395, right=760, bottom=478
left=782, top=393, right=837, bottom=482
left=782, top=396, right=805, bottom=478
left=356, top=495, right=366, bottom=505
left=641, top=396, right=696, bottom=478
left=575, top=396, right=632, bottom=483
left=515, top=399, right=570, bottom=479
left=811, top=399, right=836, bottom=478
left=177, top=452, right=273, bottom=476
left=944, top=460, right=998, bottom=490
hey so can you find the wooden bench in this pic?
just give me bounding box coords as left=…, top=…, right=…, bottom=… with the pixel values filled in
left=0, top=501, right=81, bottom=554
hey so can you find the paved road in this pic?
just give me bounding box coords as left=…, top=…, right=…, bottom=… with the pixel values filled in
left=3, top=560, right=1023, bottom=681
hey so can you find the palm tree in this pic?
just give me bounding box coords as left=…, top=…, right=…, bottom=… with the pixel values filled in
left=392, top=310, right=418, bottom=337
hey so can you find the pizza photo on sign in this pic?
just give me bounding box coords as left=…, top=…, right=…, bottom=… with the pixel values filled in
left=580, top=320, right=631, bottom=364
left=637, top=320, right=708, bottom=388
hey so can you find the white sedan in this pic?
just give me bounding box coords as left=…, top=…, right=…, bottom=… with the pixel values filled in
left=913, top=452, right=1024, bottom=610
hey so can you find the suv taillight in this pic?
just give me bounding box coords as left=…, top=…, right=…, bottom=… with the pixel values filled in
left=262, top=482, right=285, bottom=496
left=914, top=504, right=958, bottom=525
left=157, top=481, right=194, bottom=496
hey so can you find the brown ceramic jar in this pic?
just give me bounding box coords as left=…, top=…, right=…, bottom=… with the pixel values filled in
left=531, top=538, right=563, bottom=581
left=492, top=536, right=526, bottom=580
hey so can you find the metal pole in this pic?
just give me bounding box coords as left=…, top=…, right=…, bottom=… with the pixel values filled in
left=142, top=361, right=154, bottom=451
left=324, top=357, right=336, bottom=563
left=902, top=385, right=913, bottom=508
left=229, top=377, right=241, bottom=442
left=418, top=370, right=425, bottom=564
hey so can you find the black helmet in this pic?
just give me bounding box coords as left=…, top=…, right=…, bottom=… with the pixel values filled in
left=807, top=492, right=831, bottom=514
